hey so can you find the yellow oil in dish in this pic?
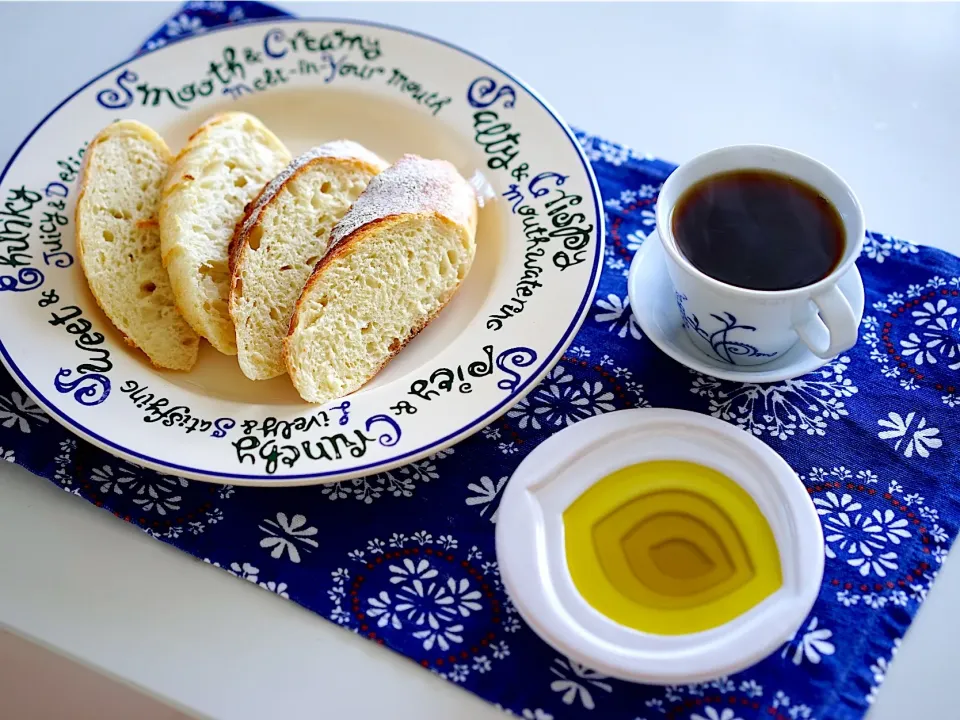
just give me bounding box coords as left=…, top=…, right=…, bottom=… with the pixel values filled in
left=564, top=461, right=782, bottom=635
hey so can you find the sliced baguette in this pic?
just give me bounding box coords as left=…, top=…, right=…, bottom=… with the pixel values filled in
left=229, top=141, right=388, bottom=380
left=159, top=112, right=291, bottom=355
left=75, top=120, right=199, bottom=371
left=284, top=154, right=478, bottom=404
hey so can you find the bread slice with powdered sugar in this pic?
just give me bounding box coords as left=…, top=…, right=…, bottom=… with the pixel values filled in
left=229, top=140, right=388, bottom=380
left=284, top=154, right=478, bottom=404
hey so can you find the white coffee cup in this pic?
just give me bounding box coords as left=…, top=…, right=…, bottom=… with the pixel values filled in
left=654, top=145, right=865, bottom=366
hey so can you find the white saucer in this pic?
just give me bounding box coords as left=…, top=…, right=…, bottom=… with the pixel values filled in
left=627, top=232, right=865, bottom=383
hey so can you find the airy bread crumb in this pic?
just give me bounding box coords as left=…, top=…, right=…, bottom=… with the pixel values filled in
left=159, top=112, right=291, bottom=355
left=285, top=155, right=478, bottom=404
left=229, top=141, right=388, bottom=380
left=75, top=120, right=199, bottom=371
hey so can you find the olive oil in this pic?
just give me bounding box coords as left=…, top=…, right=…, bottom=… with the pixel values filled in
left=563, top=461, right=782, bottom=635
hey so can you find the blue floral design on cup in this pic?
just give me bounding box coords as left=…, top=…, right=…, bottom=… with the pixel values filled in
left=676, top=292, right=778, bottom=365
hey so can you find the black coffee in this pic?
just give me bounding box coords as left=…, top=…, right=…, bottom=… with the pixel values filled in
left=672, top=170, right=845, bottom=291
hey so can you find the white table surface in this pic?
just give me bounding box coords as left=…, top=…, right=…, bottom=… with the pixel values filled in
left=2, top=2, right=959, bottom=718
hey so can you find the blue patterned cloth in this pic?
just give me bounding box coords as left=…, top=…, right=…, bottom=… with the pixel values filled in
left=2, top=3, right=958, bottom=718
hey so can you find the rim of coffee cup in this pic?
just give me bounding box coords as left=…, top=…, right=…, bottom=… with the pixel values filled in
left=655, top=144, right=866, bottom=299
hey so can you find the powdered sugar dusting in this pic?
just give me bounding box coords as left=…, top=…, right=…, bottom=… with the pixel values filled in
left=236, top=141, right=388, bottom=245
left=330, top=154, right=478, bottom=245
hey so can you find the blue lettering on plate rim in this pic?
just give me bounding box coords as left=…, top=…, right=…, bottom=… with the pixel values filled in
left=495, top=347, right=538, bottom=392
left=0, top=267, right=44, bottom=292
left=467, top=76, right=516, bottom=110
left=54, top=368, right=110, bottom=406
left=365, top=414, right=401, bottom=447
left=211, top=418, right=236, bottom=438
left=96, top=70, right=137, bottom=110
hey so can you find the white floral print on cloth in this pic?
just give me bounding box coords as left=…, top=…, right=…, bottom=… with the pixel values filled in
left=327, top=531, right=510, bottom=684
left=42, top=446, right=229, bottom=538
left=862, top=231, right=919, bottom=264
left=137, top=0, right=280, bottom=53
left=202, top=558, right=291, bottom=598
left=804, top=465, right=945, bottom=610
left=549, top=656, right=613, bottom=710
left=0, top=5, right=955, bottom=720
left=690, top=357, right=857, bottom=441
left=865, top=639, right=900, bottom=705
left=259, top=512, right=319, bottom=563
left=319, top=449, right=453, bottom=504
left=593, top=293, right=644, bottom=340
left=465, top=475, right=509, bottom=522
left=863, top=275, right=960, bottom=405
left=635, top=677, right=823, bottom=719
left=877, top=411, right=943, bottom=459
left=781, top=617, right=836, bottom=666
left=504, top=360, right=646, bottom=433
left=0, top=390, right=48, bottom=433
left=576, top=134, right=636, bottom=167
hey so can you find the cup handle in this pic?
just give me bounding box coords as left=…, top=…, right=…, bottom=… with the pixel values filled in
left=794, top=285, right=858, bottom=359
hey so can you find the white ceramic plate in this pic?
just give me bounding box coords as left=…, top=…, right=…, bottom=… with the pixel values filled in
left=0, top=19, right=603, bottom=485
